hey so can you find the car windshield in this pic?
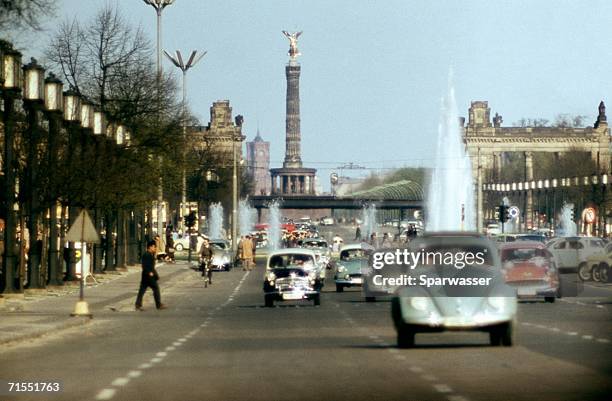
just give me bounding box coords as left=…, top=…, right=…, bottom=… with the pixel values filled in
left=516, top=235, right=545, bottom=242
left=269, top=253, right=315, bottom=268
left=304, top=241, right=327, bottom=248
left=340, top=248, right=370, bottom=260
left=211, top=242, right=226, bottom=250
left=501, top=248, right=548, bottom=262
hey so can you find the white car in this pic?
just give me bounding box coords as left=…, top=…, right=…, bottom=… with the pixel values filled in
left=174, top=234, right=206, bottom=252
left=547, top=237, right=606, bottom=273
left=391, top=233, right=517, bottom=348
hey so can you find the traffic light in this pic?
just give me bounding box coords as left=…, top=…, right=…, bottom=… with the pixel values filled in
left=184, top=211, right=197, bottom=228
left=498, top=204, right=508, bottom=223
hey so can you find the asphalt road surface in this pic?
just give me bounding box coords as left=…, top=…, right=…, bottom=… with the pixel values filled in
left=1, top=254, right=611, bottom=401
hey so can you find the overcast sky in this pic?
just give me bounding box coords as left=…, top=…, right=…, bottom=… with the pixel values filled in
left=12, top=0, right=612, bottom=184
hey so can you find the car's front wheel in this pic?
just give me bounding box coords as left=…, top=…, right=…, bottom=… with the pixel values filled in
left=175, top=243, right=184, bottom=252
left=598, top=264, right=609, bottom=283
left=489, top=322, right=513, bottom=346
left=365, top=296, right=376, bottom=302
left=578, top=262, right=592, bottom=281
left=545, top=296, right=555, bottom=303
left=593, top=265, right=602, bottom=282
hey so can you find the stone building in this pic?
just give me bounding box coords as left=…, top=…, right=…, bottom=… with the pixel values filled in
left=246, top=130, right=271, bottom=195
left=190, top=100, right=243, bottom=160
left=464, top=100, right=610, bottom=228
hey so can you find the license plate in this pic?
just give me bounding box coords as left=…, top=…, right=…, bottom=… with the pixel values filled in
left=351, top=278, right=363, bottom=284
left=518, top=287, right=536, bottom=296
left=283, top=293, right=304, bottom=300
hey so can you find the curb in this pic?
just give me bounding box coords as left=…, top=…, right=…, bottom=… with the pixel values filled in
left=0, top=316, right=92, bottom=347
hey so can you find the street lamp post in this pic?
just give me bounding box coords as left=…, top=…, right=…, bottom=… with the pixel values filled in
left=164, top=49, right=206, bottom=234
left=92, top=110, right=106, bottom=274
left=44, top=73, right=64, bottom=286
left=143, top=0, right=175, bottom=241
left=232, top=117, right=245, bottom=255
left=1, top=41, right=22, bottom=293
left=62, top=87, right=81, bottom=281
left=23, top=58, right=46, bottom=289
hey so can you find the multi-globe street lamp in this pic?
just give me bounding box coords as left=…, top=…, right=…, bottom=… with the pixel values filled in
left=164, top=49, right=206, bottom=236
left=1, top=41, right=23, bottom=293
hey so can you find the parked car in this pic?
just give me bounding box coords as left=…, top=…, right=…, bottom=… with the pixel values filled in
left=320, top=217, right=335, bottom=226
left=500, top=241, right=560, bottom=302
left=263, top=249, right=322, bottom=307
left=547, top=237, right=606, bottom=273
left=334, top=243, right=374, bottom=292
left=580, top=242, right=612, bottom=282
left=174, top=233, right=206, bottom=252
left=391, top=232, right=517, bottom=348
left=208, top=239, right=233, bottom=271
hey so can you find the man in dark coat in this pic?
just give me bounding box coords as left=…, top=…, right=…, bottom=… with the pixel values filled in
left=135, top=240, right=166, bottom=311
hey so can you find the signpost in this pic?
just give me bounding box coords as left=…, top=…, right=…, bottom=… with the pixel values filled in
left=66, top=209, right=100, bottom=318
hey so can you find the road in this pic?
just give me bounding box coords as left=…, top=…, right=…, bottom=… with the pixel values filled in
left=1, top=252, right=611, bottom=401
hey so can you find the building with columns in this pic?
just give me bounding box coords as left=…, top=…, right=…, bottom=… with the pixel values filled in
left=270, top=38, right=317, bottom=196
left=246, top=130, right=271, bottom=195
left=464, top=101, right=610, bottom=229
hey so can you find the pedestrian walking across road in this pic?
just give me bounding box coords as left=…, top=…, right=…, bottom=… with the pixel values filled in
left=135, top=240, right=166, bottom=311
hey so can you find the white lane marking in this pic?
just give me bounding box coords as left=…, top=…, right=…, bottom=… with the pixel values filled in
left=596, top=338, right=610, bottom=343
left=422, top=374, right=438, bottom=382
left=111, top=378, right=129, bottom=386
left=138, top=363, right=152, bottom=369
left=447, top=396, right=470, bottom=401
left=387, top=348, right=399, bottom=353
left=434, top=384, right=453, bottom=393
left=127, top=371, right=142, bottom=378
left=150, top=357, right=162, bottom=363
left=156, top=352, right=167, bottom=357
left=95, top=389, right=116, bottom=400
left=165, top=346, right=175, bottom=351
left=409, top=366, right=424, bottom=373
left=551, top=327, right=560, bottom=332
left=178, top=338, right=187, bottom=342
left=582, top=335, right=593, bottom=340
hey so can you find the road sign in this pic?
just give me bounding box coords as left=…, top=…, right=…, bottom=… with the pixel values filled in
left=66, top=210, right=100, bottom=244
left=509, top=206, right=520, bottom=219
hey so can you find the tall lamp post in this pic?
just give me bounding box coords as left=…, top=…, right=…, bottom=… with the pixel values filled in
left=163, top=49, right=206, bottom=233
left=143, top=0, right=175, bottom=240
left=62, top=88, right=81, bottom=281
left=44, top=73, right=64, bottom=286
left=23, top=58, right=46, bottom=289
left=232, top=116, right=245, bottom=255
left=1, top=41, right=22, bottom=293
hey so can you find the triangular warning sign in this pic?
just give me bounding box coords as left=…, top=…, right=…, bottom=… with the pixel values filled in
left=66, top=210, right=100, bottom=243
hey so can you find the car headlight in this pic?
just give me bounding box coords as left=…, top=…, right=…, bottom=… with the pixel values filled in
left=410, top=297, right=429, bottom=311
left=488, top=297, right=506, bottom=310
left=337, top=265, right=346, bottom=273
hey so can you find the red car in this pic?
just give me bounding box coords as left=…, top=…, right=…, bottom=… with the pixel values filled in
left=499, top=241, right=561, bottom=303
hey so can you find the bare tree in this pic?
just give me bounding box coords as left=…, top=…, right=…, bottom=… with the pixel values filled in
left=0, top=0, right=55, bottom=32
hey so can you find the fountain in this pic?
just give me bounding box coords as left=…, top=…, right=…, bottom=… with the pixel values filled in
left=362, top=204, right=377, bottom=240
left=239, top=199, right=256, bottom=237
left=208, top=203, right=224, bottom=239
left=558, top=203, right=577, bottom=237
left=267, top=200, right=282, bottom=250
left=426, top=71, right=475, bottom=232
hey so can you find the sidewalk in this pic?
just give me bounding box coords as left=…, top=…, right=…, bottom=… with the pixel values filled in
left=0, top=261, right=191, bottom=346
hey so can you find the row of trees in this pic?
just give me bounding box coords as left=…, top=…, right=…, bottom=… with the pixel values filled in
left=1, top=3, right=246, bottom=292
